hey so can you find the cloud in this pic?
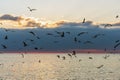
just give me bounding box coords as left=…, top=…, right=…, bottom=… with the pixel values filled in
left=0, top=14, right=23, bottom=21
left=0, top=14, right=42, bottom=28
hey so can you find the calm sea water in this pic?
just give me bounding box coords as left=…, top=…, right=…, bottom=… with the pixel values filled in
left=0, top=53, right=120, bottom=80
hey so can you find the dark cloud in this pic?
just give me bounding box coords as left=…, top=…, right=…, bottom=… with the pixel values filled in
left=0, top=14, right=23, bottom=21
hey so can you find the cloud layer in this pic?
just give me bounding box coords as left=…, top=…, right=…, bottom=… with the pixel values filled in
left=0, top=14, right=120, bottom=29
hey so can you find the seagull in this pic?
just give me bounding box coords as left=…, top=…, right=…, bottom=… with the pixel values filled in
left=116, top=15, right=119, bottom=18
left=114, top=42, right=120, bottom=49
left=23, top=41, right=27, bottom=47
left=1, top=44, right=7, bottom=49
left=104, top=24, right=112, bottom=28
left=57, top=55, right=60, bottom=58
left=34, top=47, right=38, bottom=50
left=92, top=34, right=104, bottom=38
left=82, top=18, right=85, bottom=23
left=89, top=57, right=93, bottom=59
left=29, top=39, right=34, bottom=42
left=62, top=56, right=66, bottom=60
left=84, top=41, right=93, bottom=44
left=77, top=32, right=88, bottom=36
left=74, top=37, right=77, bottom=43
left=38, top=60, right=41, bottom=63
left=115, top=40, right=120, bottom=43
left=61, top=32, right=64, bottom=37
left=96, top=65, right=104, bottom=69
left=72, top=51, right=77, bottom=57
left=27, top=7, right=37, bottom=12
left=4, top=35, right=8, bottom=40
left=29, top=31, right=36, bottom=36
left=68, top=53, right=72, bottom=58
left=36, top=36, right=40, bottom=39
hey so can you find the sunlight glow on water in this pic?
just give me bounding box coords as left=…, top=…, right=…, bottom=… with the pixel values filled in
left=0, top=53, right=120, bottom=80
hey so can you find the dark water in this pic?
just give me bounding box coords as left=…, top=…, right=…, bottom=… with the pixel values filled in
left=0, top=53, right=120, bottom=80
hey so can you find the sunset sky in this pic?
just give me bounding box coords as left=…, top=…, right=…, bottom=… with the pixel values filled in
left=0, top=0, right=120, bottom=23
left=0, top=0, right=120, bottom=53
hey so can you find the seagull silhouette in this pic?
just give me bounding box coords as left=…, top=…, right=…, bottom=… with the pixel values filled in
left=29, top=31, right=36, bottom=36
left=114, top=42, right=120, bottom=50
left=1, top=44, right=7, bottom=49
left=74, top=37, right=77, bottom=43
left=72, top=51, right=77, bottom=57
left=62, top=56, right=66, bottom=60
left=57, top=55, right=60, bottom=58
left=61, top=32, right=65, bottom=37
left=115, top=40, right=120, bottom=43
left=68, top=53, right=72, bottom=58
left=77, top=32, right=88, bottom=36
left=116, top=15, right=119, bottom=18
left=82, top=18, right=85, bottom=23
left=96, top=65, right=104, bottom=69
left=104, top=24, right=112, bottom=28
left=92, top=34, right=104, bottom=38
left=38, top=60, right=41, bottom=63
left=27, top=7, right=37, bottom=12
left=34, top=47, right=38, bottom=50
left=23, top=41, right=27, bottom=47
left=4, top=35, right=8, bottom=40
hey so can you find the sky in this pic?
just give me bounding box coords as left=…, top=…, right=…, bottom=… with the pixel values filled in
left=0, top=0, right=120, bottom=53
left=0, top=0, right=120, bottom=23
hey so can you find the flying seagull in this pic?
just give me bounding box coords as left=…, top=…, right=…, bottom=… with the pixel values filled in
left=114, top=42, right=120, bottom=49
left=4, top=35, right=8, bottom=40
left=115, top=40, right=120, bottom=43
left=23, top=41, right=27, bottom=47
left=29, top=31, right=36, bottom=36
left=116, top=15, right=119, bottom=18
left=1, top=44, right=7, bottom=49
left=57, top=55, right=60, bottom=58
left=82, top=18, right=85, bottom=23
left=104, top=24, right=112, bottom=28
left=92, top=34, right=104, bottom=38
left=72, top=51, right=77, bottom=57
left=77, top=32, right=88, bottom=36
left=74, top=37, right=77, bottom=43
left=96, top=65, right=104, bottom=69
left=27, top=7, right=37, bottom=12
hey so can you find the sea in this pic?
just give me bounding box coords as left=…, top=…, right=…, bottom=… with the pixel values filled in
left=0, top=53, right=120, bottom=80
